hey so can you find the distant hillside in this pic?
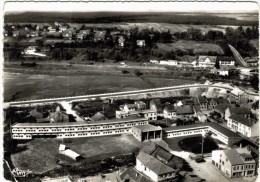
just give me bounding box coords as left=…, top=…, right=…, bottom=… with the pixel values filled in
left=4, top=12, right=258, bottom=26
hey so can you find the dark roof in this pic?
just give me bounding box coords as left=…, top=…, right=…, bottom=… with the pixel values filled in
left=136, top=152, right=175, bottom=175
left=151, top=147, right=173, bottom=162
left=214, top=104, right=228, bottom=113
left=229, top=107, right=251, bottom=115
left=175, top=105, right=194, bottom=115
left=229, top=114, right=254, bottom=127
left=207, top=98, right=218, bottom=103
left=197, top=96, right=207, bottom=104
left=133, top=124, right=162, bottom=132
left=163, top=123, right=240, bottom=138
left=217, top=56, right=235, bottom=62
left=120, top=167, right=152, bottom=182
left=164, top=105, right=176, bottom=112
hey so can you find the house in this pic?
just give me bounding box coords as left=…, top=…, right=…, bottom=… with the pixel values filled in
left=47, top=23, right=57, bottom=32
left=116, top=109, right=157, bottom=121
left=159, top=60, right=178, bottom=66
left=197, top=96, right=208, bottom=110
left=197, top=56, right=217, bottom=68
left=62, top=29, right=75, bottom=39
left=91, top=111, right=106, bottom=121
left=93, top=30, right=106, bottom=42
left=207, top=98, right=218, bottom=110
left=123, top=104, right=137, bottom=112
left=135, top=151, right=176, bottom=181
left=227, top=114, right=258, bottom=137
left=76, top=29, right=90, bottom=40
left=230, top=87, right=246, bottom=104
left=214, top=104, right=229, bottom=118
left=150, top=99, right=163, bottom=116
left=131, top=124, right=162, bottom=142
left=193, top=106, right=207, bottom=122
left=245, top=57, right=258, bottom=67
left=12, top=30, right=20, bottom=37
left=164, top=105, right=195, bottom=119
left=150, top=60, right=159, bottom=64
left=50, top=106, right=70, bottom=123
left=163, top=105, right=176, bottom=119
left=217, top=56, right=235, bottom=66
left=137, top=40, right=146, bottom=47
left=117, top=34, right=126, bottom=47
left=225, top=107, right=251, bottom=121
left=30, top=31, right=39, bottom=37
left=135, top=101, right=146, bottom=110
left=211, top=148, right=256, bottom=178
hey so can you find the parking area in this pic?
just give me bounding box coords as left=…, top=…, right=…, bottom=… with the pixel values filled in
left=187, top=157, right=257, bottom=182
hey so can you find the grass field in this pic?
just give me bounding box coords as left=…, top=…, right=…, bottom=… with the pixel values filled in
left=157, top=40, right=224, bottom=55
left=11, top=135, right=141, bottom=173
left=4, top=70, right=199, bottom=101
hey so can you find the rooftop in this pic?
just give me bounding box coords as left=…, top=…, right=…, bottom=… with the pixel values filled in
left=214, top=104, right=229, bottom=113
left=229, top=107, right=251, bottom=115
left=133, top=124, right=162, bottom=132
left=12, top=115, right=147, bottom=127
left=198, top=56, right=217, bottom=63
left=136, top=151, right=175, bottom=175
left=164, top=123, right=240, bottom=138
left=229, top=114, right=254, bottom=127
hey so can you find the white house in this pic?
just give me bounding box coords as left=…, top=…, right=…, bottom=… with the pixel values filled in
left=137, top=40, right=146, bottom=47
left=217, top=56, right=235, bottom=66
left=212, top=148, right=256, bottom=178
left=136, top=151, right=176, bottom=182
left=197, top=56, right=217, bottom=68
left=227, top=114, right=258, bottom=137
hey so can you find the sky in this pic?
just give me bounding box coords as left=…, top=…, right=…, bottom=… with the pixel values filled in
left=4, top=1, right=259, bottom=14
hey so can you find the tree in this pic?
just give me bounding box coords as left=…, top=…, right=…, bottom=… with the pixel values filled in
left=215, top=59, right=220, bottom=69
left=250, top=75, right=259, bottom=90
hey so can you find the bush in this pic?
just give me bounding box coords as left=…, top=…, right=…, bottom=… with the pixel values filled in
left=122, top=70, right=129, bottom=74
left=134, top=69, right=143, bottom=76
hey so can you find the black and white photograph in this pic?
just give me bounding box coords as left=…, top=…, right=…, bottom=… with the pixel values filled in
left=2, top=1, right=259, bottom=182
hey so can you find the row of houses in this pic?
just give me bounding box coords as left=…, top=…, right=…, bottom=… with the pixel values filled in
left=150, top=55, right=258, bottom=68
left=5, top=23, right=148, bottom=47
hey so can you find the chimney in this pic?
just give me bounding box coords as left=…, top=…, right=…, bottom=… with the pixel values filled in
left=240, top=143, right=242, bottom=148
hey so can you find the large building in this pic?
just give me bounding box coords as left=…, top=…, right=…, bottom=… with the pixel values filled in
left=131, top=124, right=162, bottom=142
left=11, top=116, right=148, bottom=140
left=163, top=123, right=241, bottom=145
left=227, top=114, right=259, bottom=137
left=212, top=147, right=256, bottom=178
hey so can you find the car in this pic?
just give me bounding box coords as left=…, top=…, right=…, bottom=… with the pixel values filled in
left=195, top=157, right=206, bottom=163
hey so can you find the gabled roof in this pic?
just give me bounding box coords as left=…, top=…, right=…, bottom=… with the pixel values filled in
left=175, top=105, right=194, bottom=115
left=197, top=96, right=208, bottom=104
left=198, top=56, right=217, bottom=63
left=229, top=107, right=251, bottom=115
left=164, top=105, right=176, bottom=112
left=224, top=149, right=244, bottom=165
left=231, top=87, right=245, bottom=96
left=136, top=152, right=175, bottom=175
left=151, top=147, right=173, bottom=162
left=120, top=167, right=152, bottom=182
left=229, top=114, right=254, bottom=127
left=214, top=104, right=228, bottom=113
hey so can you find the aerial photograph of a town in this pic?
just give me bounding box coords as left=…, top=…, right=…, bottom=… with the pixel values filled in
left=1, top=1, right=259, bottom=182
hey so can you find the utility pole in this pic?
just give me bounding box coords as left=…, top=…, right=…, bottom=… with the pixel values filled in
left=201, top=134, right=204, bottom=158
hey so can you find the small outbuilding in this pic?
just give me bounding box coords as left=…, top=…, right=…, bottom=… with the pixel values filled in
left=131, top=124, right=162, bottom=142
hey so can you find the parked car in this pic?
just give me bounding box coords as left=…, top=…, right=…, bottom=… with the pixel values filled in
left=195, top=157, right=206, bottom=163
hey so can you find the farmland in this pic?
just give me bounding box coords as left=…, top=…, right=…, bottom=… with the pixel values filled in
left=156, top=40, right=224, bottom=55
left=11, top=135, right=141, bottom=174
left=3, top=66, right=200, bottom=102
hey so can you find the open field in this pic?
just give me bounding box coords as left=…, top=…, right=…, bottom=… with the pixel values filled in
left=157, top=40, right=224, bottom=54
left=4, top=70, right=199, bottom=101
left=5, top=12, right=257, bottom=25
left=11, top=135, right=141, bottom=173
